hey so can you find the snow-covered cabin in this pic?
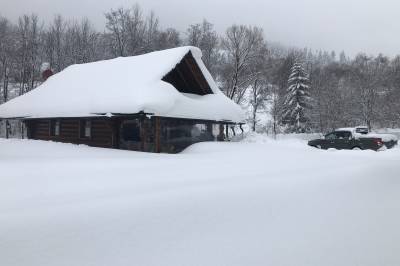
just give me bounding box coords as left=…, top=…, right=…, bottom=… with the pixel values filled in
left=0, top=46, right=244, bottom=153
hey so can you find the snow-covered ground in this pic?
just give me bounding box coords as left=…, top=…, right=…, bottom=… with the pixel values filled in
left=1, top=137, right=400, bottom=266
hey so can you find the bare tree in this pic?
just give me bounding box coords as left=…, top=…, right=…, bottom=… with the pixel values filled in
left=248, top=47, right=270, bottom=131
left=63, top=18, right=99, bottom=65
left=157, top=28, right=181, bottom=50
left=105, top=5, right=162, bottom=57
left=186, top=23, right=202, bottom=47
left=186, top=20, right=219, bottom=75
left=0, top=16, right=13, bottom=103
left=350, top=54, right=389, bottom=130
left=249, top=78, right=270, bottom=131
left=268, top=85, right=283, bottom=138
left=43, top=15, right=67, bottom=72
left=220, top=25, right=265, bottom=104
left=143, top=11, right=160, bottom=53
left=105, top=8, right=128, bottom=57
left=15, top=14, right=42, bottom=95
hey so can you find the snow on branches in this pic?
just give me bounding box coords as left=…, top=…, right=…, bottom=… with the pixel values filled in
left=281, top=61, right=312, bottom=133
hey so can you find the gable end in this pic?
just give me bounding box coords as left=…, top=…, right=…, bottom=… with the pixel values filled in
left=162, top=51, right=213, bottom=96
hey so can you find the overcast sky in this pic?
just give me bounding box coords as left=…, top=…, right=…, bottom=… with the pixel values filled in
left=1, top=0, right=400, bottom=57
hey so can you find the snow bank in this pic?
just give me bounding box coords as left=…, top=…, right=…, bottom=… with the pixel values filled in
left=1, top=138, right=400, bottom=266
left=0, top=46, right=244, bottom=122
left=241, top=131, right=321, bottom=144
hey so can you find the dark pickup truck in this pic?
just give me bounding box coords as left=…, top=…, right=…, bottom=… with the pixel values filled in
left=308, top=128, right=398, bottom=151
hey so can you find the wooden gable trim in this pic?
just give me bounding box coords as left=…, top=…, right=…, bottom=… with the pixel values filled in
left=174, top=63, right=192, bottom=90
left=183, top=52, right=212, bottom=95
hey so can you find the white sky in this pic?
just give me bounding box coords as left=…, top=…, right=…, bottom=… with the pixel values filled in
left=1, top=0, right=400, bottom=56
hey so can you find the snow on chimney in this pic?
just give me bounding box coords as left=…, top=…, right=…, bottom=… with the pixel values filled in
left=40, top=62, right=53, bottom=81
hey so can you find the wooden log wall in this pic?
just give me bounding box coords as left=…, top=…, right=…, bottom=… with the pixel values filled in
left=24, top=116, right=232, bottom=153
left=27, top=118, right=114, bottom=148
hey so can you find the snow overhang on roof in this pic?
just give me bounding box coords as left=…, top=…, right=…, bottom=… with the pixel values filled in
left=0, top=46, right=245, bottom=123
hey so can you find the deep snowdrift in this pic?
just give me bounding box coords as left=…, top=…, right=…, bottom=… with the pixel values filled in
left=1, top=138, right=400, bottom=266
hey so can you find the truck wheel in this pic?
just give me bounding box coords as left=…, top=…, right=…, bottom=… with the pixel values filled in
left=352, top=147, right=361, bottom=151
left=316, top=145, right=322, bottom=149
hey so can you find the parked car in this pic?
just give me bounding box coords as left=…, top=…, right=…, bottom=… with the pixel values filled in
left=308, top=127, right=398, bottom=151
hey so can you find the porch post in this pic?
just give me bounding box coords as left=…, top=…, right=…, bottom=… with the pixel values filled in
left=155, top=117, right=161, bottom=153
left=111, top=118, right=120, bottom=149
left=5, top=119, right=9, bottom=139
left=218, top=124, right=225, bottom=141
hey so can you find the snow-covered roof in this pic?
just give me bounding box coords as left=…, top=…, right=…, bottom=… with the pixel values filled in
left=336, top=126, right=368, bottom=131
left=335, top=127, right=358, bottom=132
left=0, top=46, right=245, bottom=123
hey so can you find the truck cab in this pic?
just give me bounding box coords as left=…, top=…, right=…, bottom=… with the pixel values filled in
left=323, top=131, right=354, bottom=150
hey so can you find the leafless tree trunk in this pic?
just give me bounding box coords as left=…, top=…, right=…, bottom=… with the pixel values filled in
left=220, top=25, right=265, bottom=104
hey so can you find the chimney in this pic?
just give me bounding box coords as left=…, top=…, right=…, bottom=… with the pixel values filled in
left=40, top=62, right=53, bottom=81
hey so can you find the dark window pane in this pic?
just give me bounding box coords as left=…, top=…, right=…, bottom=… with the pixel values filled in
left=325, top=133, right=337, bottom=140
left=356, top=127, right=368, bottom=134
left=160, top=120, right=216, bottom=153
left=336, top=131, right=351, bottom=139
left=342, top=132, right=351, bottom=139
left=122, top=122, right=141, bottom=142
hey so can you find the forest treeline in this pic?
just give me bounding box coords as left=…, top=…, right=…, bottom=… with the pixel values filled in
left=1, top=3, right=400, bottom=134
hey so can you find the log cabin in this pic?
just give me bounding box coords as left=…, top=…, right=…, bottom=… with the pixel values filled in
left=0, top=47, right=244, bottom=153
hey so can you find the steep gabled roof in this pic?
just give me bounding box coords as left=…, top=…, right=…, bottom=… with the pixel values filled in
left=0, top=46, right=244, bottom=122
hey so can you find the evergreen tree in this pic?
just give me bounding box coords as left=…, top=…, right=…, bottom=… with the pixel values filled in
left=281, top=61, right=312, bottom=133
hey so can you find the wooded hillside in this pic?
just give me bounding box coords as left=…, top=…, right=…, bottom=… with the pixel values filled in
left=1, top=4, right=400, bottom=134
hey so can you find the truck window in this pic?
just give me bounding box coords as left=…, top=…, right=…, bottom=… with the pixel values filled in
left=325, top=133, right=337, bottom=140
left=342, top=132, right=351, bottom=139
left=355, top=127, right=369, bottom=134
left=336, top=131, right=351, bottom=140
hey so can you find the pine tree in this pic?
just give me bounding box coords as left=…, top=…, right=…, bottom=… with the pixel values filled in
left=281, top=61, right=311, bottom=133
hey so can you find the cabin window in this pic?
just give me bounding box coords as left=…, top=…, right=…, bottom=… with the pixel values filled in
left=80, top=120, right=91, bottom=138
left=162, top=121, right=214, bottom=142
left=50, top=120, right=60, bottom=136
left=122, top=121, right=141, bottom=142
left=160, top=119, right=215, bottom=152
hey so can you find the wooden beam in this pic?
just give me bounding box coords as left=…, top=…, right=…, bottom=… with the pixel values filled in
left=111, top=118, right=120, bottom=149
left=140, top=116, right=146, bottom=152
left=155, top=117, right=161, bottom=153
left=174, top=63, right=193, bottom=91
left=218, top=124, right=225, bottom=141
left=183, top=56, right=205, bottom=95
left=183, top=52, right=212, bottom=95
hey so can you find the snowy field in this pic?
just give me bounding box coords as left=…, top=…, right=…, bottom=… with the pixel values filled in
left=1, top=137, right=400, bottom=266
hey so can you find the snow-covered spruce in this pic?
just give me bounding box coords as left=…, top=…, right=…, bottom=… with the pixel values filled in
left=281, top=61, right=312, bottom=133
